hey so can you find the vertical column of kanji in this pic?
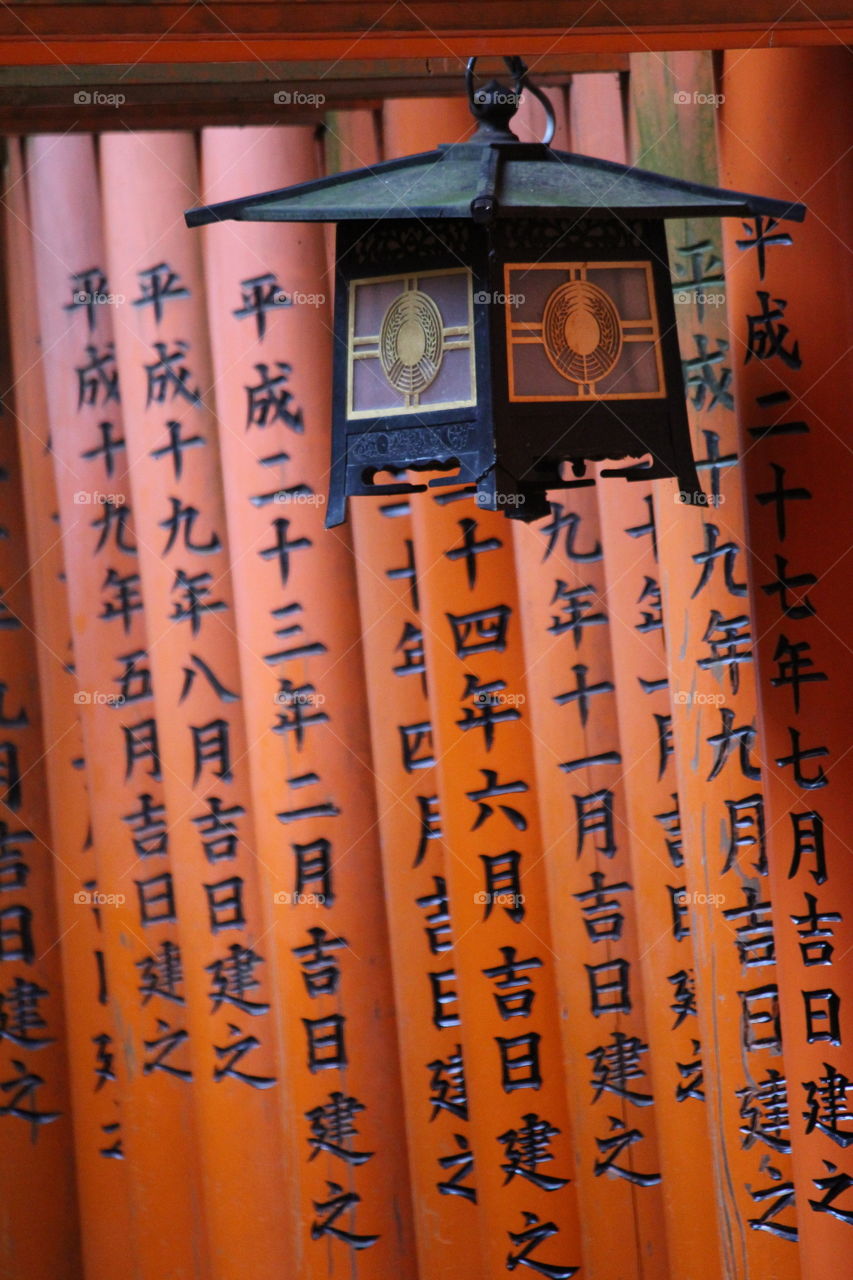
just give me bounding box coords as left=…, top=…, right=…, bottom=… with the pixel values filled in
left=631, top=53, right=802, bottom=1273
left=512, top=497, right=669, bottom=1269
left=573, top=72, right=724, bottom=1277
left=98, top=130, right=288, bottom=1277
left=4, top=136, right=132, bottom=1280
left=720, top=46, right=853, bottom=1272
left=385, top=92, right=582, bottom=1280
left=408, top=490, right=583, bottom=1280
left=199, top=122, right=417, bottom=1279
left=0, top=149, right=82, bottom=1280
left=331, top=107, right=484, bottom=1274
left=27, top=133, right=209, bottom=1278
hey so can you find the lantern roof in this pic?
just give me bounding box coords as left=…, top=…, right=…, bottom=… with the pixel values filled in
left=185, top=139, right=805, bottom=228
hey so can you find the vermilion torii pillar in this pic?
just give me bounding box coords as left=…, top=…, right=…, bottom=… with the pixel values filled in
left=4, top=136, right=132, bottom=1280
left=633, top=51, right=802, bottom=1275
left=577, top=70, right=723, bottom=1278
left=334, top=104, right=485, bottom=1278
left=411, top=476, right=585, bottom=1280
left=384, top=90, right=586, bottom=1280
left=513, top=493, right=671, bottom=1279
left=719, top=45, right=853, bottom=1273
left=0, top=150, right=82, bottom=1280
left=579, top=68, right=724, bottom=1279
left=28, top=133, right=210, bottom=1279
left=199, top=121, right=418, bottom=1280
left=99, top=130, right=289, bottom=1279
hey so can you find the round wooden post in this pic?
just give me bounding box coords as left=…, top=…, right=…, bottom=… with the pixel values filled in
left=630, top=52, right=802, bottom=1276
left=199, top=120, right=418, bottom=1280
left=381, top=97, right=473, bottom=157
left=4, top=136, right=133, bottom=1280
left=719, top=45, right=853, bottom=1275
left=508, top=90, right=672, bottom=1265
left=410, top=476, right=586, bottom=1280
left=374, top=93, right=585, bottom=1280
left=98, top=129, right=291, bottom=1279
left=0, top=150, right=82, bottom=1280
left=335, top=105, right=486, bottom=1278
left=27, top=133, right=210, bottom=1280
left=574, top=70, right=725, bottom=1279
left=512, top=495, right=670, bottom=1279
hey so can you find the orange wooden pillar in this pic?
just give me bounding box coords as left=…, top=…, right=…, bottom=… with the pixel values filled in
left=27, top=133, right=209, bottom=1279
left=511, top=74, right=670, bottom=1278
left=335, top=106, right=485, bottom=1277
left=512, top=493, right=669, bottom=1273
left=409, top=479, right=584, bottom=1280
left=0, top=156, right=82, bottom=1280
left=719, top=46, right=853, bottom=1272
left=630, top=52, right=801, bottom=1275
left=512, top=500, right=670, bottom=1280
left=346, top=435, right=486, bottom=1277
left=379, top=94, right=584, bottom=1279
left=199, top=121, right=417, bottom=1279
left=98, top=130, right=290, bottom=1279
left=573, top=71, right=724, bottom=1278
left=381, top=96, right=473, bottom=157
left=4, top=137, right=132, bottom=1280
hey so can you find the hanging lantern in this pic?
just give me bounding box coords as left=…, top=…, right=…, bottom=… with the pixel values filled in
left=186, top=57, right=804, bottom=524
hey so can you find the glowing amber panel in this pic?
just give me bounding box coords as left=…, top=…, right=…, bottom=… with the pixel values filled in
left=504, top=260, right=665, bottom=401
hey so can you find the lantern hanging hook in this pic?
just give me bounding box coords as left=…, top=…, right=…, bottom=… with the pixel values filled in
left=465, top=56, right=556, bottom=146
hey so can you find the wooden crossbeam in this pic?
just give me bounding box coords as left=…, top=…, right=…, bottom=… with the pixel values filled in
left=0, top=55, right=624, bottom=132
left=0, top=2, right=848, bottom=67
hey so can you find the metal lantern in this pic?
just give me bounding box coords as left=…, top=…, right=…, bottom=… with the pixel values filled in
left=186, top=58, right=805, bottom=525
